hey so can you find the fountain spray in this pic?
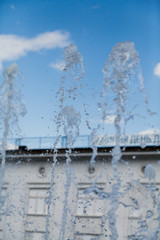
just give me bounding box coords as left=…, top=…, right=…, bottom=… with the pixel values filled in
left=45, top=44, right=84, bottom=240
left=0, top=63, right=26, bottom=214
left=103, top=41, right=142, bottom=239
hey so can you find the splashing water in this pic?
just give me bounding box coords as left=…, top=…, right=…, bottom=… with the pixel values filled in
left=0, top=63, right=26, bottom=215
left=58, top=106, right=81, bottom=240
left=45, top=44, right=84, bottom=240
left=89, top=42, right=144, bottom=186
left=102, top=42, right=143, bottom=240
left=62, top=105, right=81, bottom=147
left=55, top=44, right=84, bottom=136
left=58, top=45, right=84, bottom=239
left=102, top=41, right=141, bottom=123
left=76, top=42, right=153, bottom=240
left=63, top=44, right=85, bottom=81
left=0, top=43, right=157, bottom=239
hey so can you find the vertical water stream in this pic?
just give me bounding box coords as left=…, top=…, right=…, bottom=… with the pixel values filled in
left=45, top=44, right=85, bottom=240
left=0, top=64, right=26, bottom=216
left=102, top=41, right=143, bottom=239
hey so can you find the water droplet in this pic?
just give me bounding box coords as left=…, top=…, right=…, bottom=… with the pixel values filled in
left=146, top=210, right=154, bottom=219
left=139, top=220, right=148, bottom=232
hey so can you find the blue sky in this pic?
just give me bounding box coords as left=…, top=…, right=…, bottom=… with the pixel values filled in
left=0, top=0, right=160, bottom=138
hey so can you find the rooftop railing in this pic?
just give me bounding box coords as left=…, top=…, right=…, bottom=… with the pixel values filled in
left=1, top=133, right=160, bottom=150
left=2, top=135, right=91, bottom=150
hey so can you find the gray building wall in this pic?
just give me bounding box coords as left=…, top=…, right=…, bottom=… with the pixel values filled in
left=0, top=147, right=160, bottom=240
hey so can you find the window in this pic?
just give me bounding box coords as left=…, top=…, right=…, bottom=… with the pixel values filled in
left=75, top=183, right=106, bottom=238
left=27, top=185, right=49, bottom=216
left=76, top=183, right=105, bottom=217
left=0, top=184, right=8, bottom=239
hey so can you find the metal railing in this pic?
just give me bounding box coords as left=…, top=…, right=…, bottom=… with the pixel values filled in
left=1, top=133, right=160, bottom=150
left=2, top=135, right=91, bottom=150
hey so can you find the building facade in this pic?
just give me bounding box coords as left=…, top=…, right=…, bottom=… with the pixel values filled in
left=0, top=146, right=160, bottom=240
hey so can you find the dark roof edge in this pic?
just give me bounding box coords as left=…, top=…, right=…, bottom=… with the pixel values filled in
left=5, top=145, right=160, bottom=157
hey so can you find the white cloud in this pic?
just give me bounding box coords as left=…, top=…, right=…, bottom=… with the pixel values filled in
left=154, top=62, right=160, bottom=78
left=104, top=115, right=116, bottom=124
left=101, top=115, right=124, bottom=124
left=0, top=31, right=70, bottom=69
left=139, top=128, right=160, bottom=135
left=0, top=142, right=18, bottom=150
left=50, top=61, right=65, bottom=71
